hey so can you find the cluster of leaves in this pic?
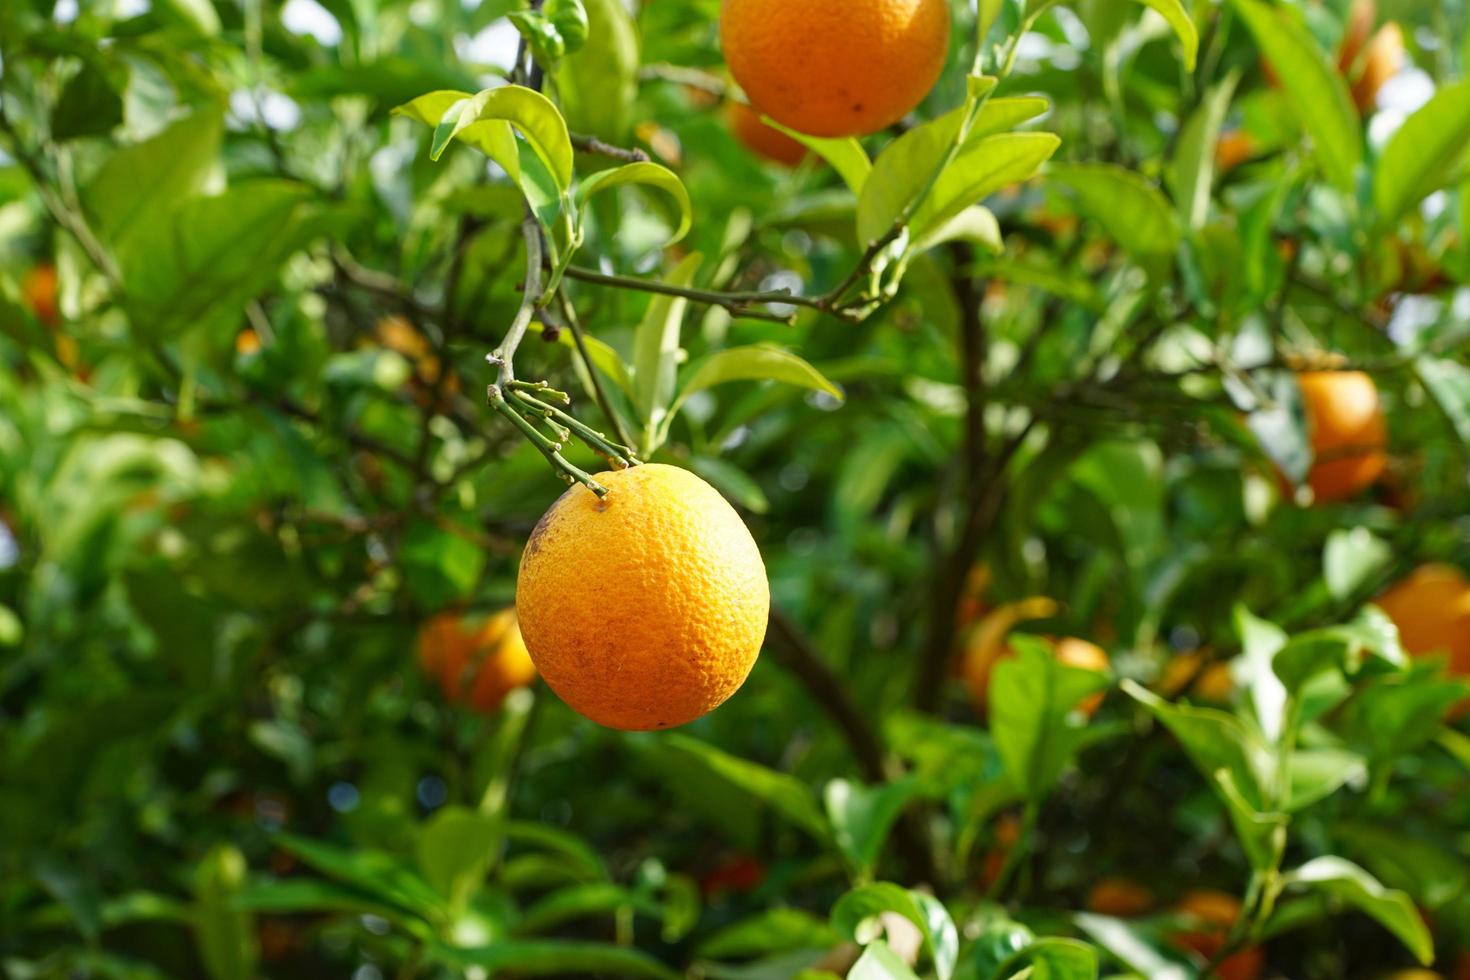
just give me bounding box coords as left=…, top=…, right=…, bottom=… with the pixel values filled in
left=2, top=0, right=1470, bottom=977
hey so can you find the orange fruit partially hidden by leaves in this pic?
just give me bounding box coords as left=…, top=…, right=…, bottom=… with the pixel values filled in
left=727, top=102, right=808, bottom=167
left=961, top=598, right=1110, bottom=717
left=1086, top=877, right=1155, bottom=918
left=1170, top=890, right=1264, bottom=980
left=720, top=0, right=950, bottom=138
left=1297, top=370, right=1388, bottom=503
left=516, top=464, right=769, bottom=730
left=1215, top=131, right=1258, bottom=173
left=23, top=263, right=59, bottom=327
left=1350, top=22, right=1404, bottom=114
left=1375, top=565, right=1470, bottom=678
left=417, top=608, right=537, bottom=713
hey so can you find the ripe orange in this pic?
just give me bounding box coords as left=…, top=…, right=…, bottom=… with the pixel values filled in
left=1336, top=0, right=1376, bottom=74
left=1170, top=890, right=1264, bottom=980
left=516, top=464, right=769, bottom=730
left=1215, top=131, right=1257, bottom=172
left=23, top=263, right=59, bottom=327
left=726, top=101, right=809, bottom=167
left=1158, top=651, right=1235, bottom=703
left=961, top=609, right=1110, bottom=717
left=417, top=608, right=537, bottom=713
left=1350, top=22, right=1403, bottom=114
left=1296, top=371, right=1387, bottom=503
left=720, top=0, right=950, bottom=138
left=1375, top=565, right=1470, bottom=677
left=1086, top=877, right=1155, bottom=918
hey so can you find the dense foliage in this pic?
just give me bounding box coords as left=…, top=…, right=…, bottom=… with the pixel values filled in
left=2, top=0, right=1470, bottom=977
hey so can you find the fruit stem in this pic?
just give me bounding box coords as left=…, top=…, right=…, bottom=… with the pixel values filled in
left=510, top=388, right=641, bottom=468
left=488, top=384, right=611, bottom=496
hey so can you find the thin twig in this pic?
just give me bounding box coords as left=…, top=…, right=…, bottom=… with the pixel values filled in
left=571, top=132, right=650, bottom=163
left=563, top=264, right=841, bottom=324
left=557, top=288, right=636, bottom=448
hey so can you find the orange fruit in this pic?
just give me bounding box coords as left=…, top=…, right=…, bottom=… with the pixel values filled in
left=961, top=603, right=1110, bottom=717
left=1375, top=565, right=1470, bottom=677
left=417, top=608, right=537, bottom=713
left=1336, top=0, right=1376, bottom=74
left=1159, top=651, right=1235, bottom=702
left=23, top=263, right=59, bottom=327
left=1215, top=131, right=1258, bottom=172
left=1351, top=22, right=1404, bottom=114
left=1086, top=877, right=1155, bottom=918
left=720, top=0, right=950, bottom=137
left=727, top=101, right=809, bottom=167
left=1297, top=371, right=1388, bottom=503
left=1170, top=890, right=1264, bottom=980
left=516, top=464, right=769, bottom=730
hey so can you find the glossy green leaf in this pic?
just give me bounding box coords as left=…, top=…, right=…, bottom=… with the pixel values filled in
left=1124, top=681, right=1270, bottom=810
left=912, top=205, right=1003, bottom=254
left=648, top=733, right=828, bottom=840
left=194, top=845, right=257, bottom=980
left=832, top=883, right=958, bottom=980
left=998, top=937, right=1100, bottom=980
left=911, top=133, right=1060, bottom=246
left=1374, top=80, right=1470, bottom=228
left=857, top=99, right=1051, bottom=244
left=824, top=776, right=928, bottom=879
left=990, top=638, right=1111, bottom=799
left=1134, top=0, right=1198, bottom=70
left=671, top=345, right=841, bottom=418
left=1279, top=857, right=1433, bottom=964
left=632, top=253, right=701, bottom=454
left=84, top=106, right=223, bottom=251
left=554, top=0, right=639, bottom=142
left=396, top=85, right=573, bottom=192
left=579, top=162, right=692, bottom=245
left=1168, top=72, right=1240, bottom=229
left=436, top=939, right=682, bottom=978
left=696, top=908, right=843, bottom=960
left=417, top=806, right=502, bottom=913
left=766, top=118, right=873, bottom=195
left=52, top=63, right=123, bottom=141
left=1323, top=528, right=1391, bottom=601
left=1047, top=163, right=1180, bottom=272
left=849, top=940, right=922, bottom=980
left=516, top=882, right=660, bottom=935
left=276, top=834, right=445, bottom=918
left=1232, top=0, right=1362, bottom=190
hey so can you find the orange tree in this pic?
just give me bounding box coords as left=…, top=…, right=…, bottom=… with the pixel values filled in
left=2, top=0, right=1470, bottom=977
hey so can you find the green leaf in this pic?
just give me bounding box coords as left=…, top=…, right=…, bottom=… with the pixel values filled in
left=824, top=777, right=928, bottom=879
left=990, top=638, right=1111, bottom=800
left=1278, top=857, right=1433, bottom=964
left=579, top=162, right=692, bottom=245
left=1073, top=914, right=1189, bottom=980
left=697, top=908, right=843, bottom=960
left=632, top=253, right=701, bottom=454
left=646, top=733, right=828, bottom=840
left=998, top=937, right=1100, bottom=980
left=1123, top=681, right=1271, bottom=811
left=1286, top=748, right=1365, bottom=811
left=669, top=345, right=842, bottom=420
left=1339, top=822, right=1470, bottom=909
left=84, top=106, right=223, bottom=251
left=117, top=180, right=324, bottom=338
left=849, top=940, right=922, bottom=980
left=503, top=822, right=609, bottom=882
left=1341, top=673, right=1470, bottom=761
left=831, top=884, right=958, bottom=980
left=856, top=99, right=1051, bottom=245
left=155, top=0, right=220, bottom=34
left=1133, top=0, right=1199, bottom=70
left=436, top=939, right=682, bottom=978
left=515, top=882, right=659, bottom=935
left=689, top=456, right=770, bottom=515
left=1323, top=528, right=1391, bottom=601
left=1046, top=163, right=1180, bottom=273
left=1374, top=80, right=1470, bottom=228
left=276, top=834, right=446, bottom=918
left=52, top=63, right=123, bottom=141
left=554, top=0, right=639, bottom=142
left=194, top=845, right=257, bottom=980
left=555, top=328, right=634, bottom=399
left=1235, top=605, right=1289, bottom=741
left=765, top=119, right=873, bottom=195
left=1168, top=72, right=1240, bottom=229
left=417, top=806, right=502, bottom=914
left=910, top=132, right=1061, bottom=246
left=234, top=879, right=430, bottom=933
left=1416, top=355, right=1470, bottom=447
left=849, top=940, right=923, bottom=980
left=912, top=205, right=1003, bottom=254
left=1231, top=0, right=1362, bottom=190
left=396, top=85, right=573, bottom=192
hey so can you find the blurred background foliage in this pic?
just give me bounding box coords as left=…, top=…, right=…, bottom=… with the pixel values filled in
left=2, top=0, right=1470, bottom=977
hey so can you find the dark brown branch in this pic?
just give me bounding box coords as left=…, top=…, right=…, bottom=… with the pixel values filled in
left=571, top=132, right=650, bottom=164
